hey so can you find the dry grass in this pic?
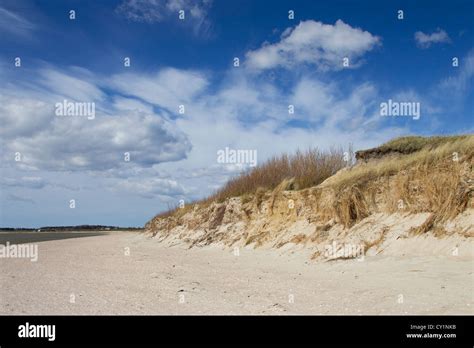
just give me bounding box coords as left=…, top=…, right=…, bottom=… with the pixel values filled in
left=151, top=147, right=349, bottom=221
left=356, top=135, right=471, bottom=160
left=151, top=147, right=347, bottom=223
left=332, top=135, right=473, bottom=189
left=329, top=135, right=473, bottom=228
left=333, top=185, right=370, bottom=228
left=212, top=147, right=348, bottom=202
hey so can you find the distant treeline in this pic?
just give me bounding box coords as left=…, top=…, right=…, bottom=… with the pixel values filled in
left=0, top=225, right=143, bottom=232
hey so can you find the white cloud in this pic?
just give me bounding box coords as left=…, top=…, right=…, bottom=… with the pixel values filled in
left=115, top=177, right=185, bottom=198
left=116, top=0, right=165, bottom=22
left=0, top=68, right=193, bottom=172
left=1, top=176, right=46, bottom=189
left=390, top=89, right=441, bottom=115
left=290, top=78, right=336, bottom=121
left=6, top=111, right=191, bottom=171
left=438, top=50, right=474, bottom=94
left=6, top=194, right=35, bottom=204
left=0, top=95, right=52, bottom=138
left=37, top=68, right=105, bottom=102
left=108, top=68, right=208, bottom=112
left=112, top=96, right=154, bottom=114
left=289, top=78, right=381, bottom=130
left=115, top=0, right=213, bottom=35
left=414, top=29, right=451, bottom=49
left=245, top=20, right=380, bottom=71
left=0, top=7, right=35, bottom=37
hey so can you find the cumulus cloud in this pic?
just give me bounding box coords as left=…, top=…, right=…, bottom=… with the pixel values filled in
left=245, top=20, right=380, bottom=71
left=115, top=0, right=213, bottom=35
left=6, top=111, right=191, bottom=171
left=414, top=28, right=451, bottom=49
left=0, top=68, right=193, bottom=172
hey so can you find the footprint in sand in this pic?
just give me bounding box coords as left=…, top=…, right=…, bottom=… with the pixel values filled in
left=177, top=281, right=202, bottom=293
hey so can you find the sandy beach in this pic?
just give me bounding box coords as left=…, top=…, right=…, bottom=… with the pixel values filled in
left=0, top=231, right=472, bottom=315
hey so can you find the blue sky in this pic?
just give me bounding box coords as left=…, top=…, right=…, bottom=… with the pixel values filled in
left=0, top=0, right=473, bottom=227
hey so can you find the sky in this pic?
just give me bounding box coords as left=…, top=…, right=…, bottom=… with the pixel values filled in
left=0, top=0, right=473, bottom=228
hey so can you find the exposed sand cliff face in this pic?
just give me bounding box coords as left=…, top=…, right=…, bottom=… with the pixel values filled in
left=146, top=146, right=473, bottom=261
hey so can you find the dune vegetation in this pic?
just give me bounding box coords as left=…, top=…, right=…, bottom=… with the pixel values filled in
left=151, top=135, right=473, bottom=236
left=322, top=135, right=473, bottom=230
left=155, top=145, right=352, bottom=219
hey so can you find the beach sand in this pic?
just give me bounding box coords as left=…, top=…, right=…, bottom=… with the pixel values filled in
left=0, top=231, right=472, bottom=315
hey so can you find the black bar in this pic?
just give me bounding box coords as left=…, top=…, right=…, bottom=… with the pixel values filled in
left=0, top=315, right=472, bottom=346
